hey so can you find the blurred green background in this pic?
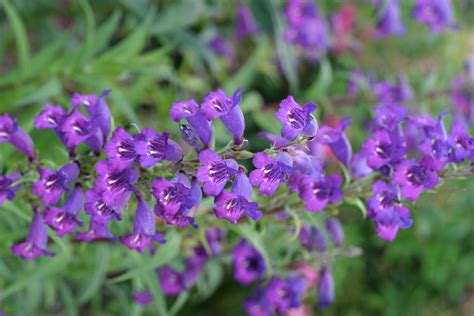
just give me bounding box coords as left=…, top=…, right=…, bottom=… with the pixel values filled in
left=0, top=0, right=473, bottom=315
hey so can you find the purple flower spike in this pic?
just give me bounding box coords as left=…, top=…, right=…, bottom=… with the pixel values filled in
left=11, top=209, right=55, bottom=260
left=196, top=149, right=238, bottom=196
left=235, top=2, right=260, bottom=40
left=94, top=159, right=139, bottom=209
left=393, top=157, right=440, bottom=201
left=32, top=163, right=79, bottom=206
left=318, top=267, right=335, bottom=308
left=325, top=218, right=344, bottom=247
left=265, top=276, right=306, bottom=313
left=76, top=220, right=114, bottom=242
left=373, top=0, right=405, bottom=38
left=104, top=128, right=137, bottom=165
left=249, top=152, right=293, bottom=196
left=0, top=114, right=35, bottom=160
left=120, top=195, right=166, bottom=253
left=362, top=128, right=405, bottom=169
left=135, top=128, right=183, bottom=168
left=156, top=267, right=186, bottom=296
left=299, top=224, right=327, bottom=252
left=170, top=99, right=213, bottom=148
left=201, top=89, right=246, bottom=143
left=317, top=118, right=352, bottom=166
left=45, top=185, right=84, bottom=236
left=214, top=172, right=262, bottom=223
left=34, top=103, right=65, bottom=130
left=232, top=239, right=265, bottom=284
left=133, top=291, right=153, bottom=306
left=275, top=96, right=318, bottom=140
left=300, top=174, right=344, bottom=212
left=412, top=0, right=456, bottom=33
left=0, top=173, right=22, bottom=205
left=85, top=188, right=122, bottom=224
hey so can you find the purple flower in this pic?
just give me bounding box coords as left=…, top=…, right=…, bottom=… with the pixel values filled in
left=318, top=267, right=334, bottom=308
left=412, top=0, right=456, bottom=33
left=299, top=174, right=344, bottom=212
left=244, top=288, right=272, bottom=316
left=0, top=114, right=35, bottom=160
left=362, top=128, right=406, bottom=169
left=0, top=173, right=22, bottom=205
left=182, top=253, right=206, bottom=287
left=393, top=157, right=440, bottom=201
left=317, top=118, right=352, bottom=166
left=350, top=150, right=373, bottom=179
left=196, top=149, right=238, bottom=196
left=34, top=103, right=65, bottom=130
left=299, top=224, right=327, bottom=252
left=94, top=159, right=139, bottom=209
left=232, top=239, right=266, bottom=284
left=249, top=152, right=293, bottom=196
left=372, top=77, right=413, bottom=105
left=170, top=99, right=213, bottom=149
left=447, top=120, right=473, bottom=163
left=120, top=195, right=166, bottom=253
left=178, top=124, right=204, bottom=151
left=157, top=267, right=186, bottom=296
left=451, top=61, right=474, bottom=122
left=104, top=128, right=138, bottom=165
left=71, top=92, right=97, bottom=108
left=373, top=104, right=407, bottom=131
left=85, top=188, right=122, bottom=224
left=264, top=276, right=306, bottom=313
left=11, top=209, right=55, bottom=260
left=135, top=128, right=183, bottom=168
left=235, top=2, right=260, bottom=40
left=201, top=89, right=245, bottom=143
left=208, top=35, right=236, bottom=63
left=133, top=291, right=153, bottom=305
left=59, top=109, right=94, bottom=149
left=214, top=172, right=262, bottom=223
left=275, top=96, right=318, bottom=140
left=373, top=0, right=405, bottom=38
left=204, top=227, right=226, bottom=256
left=76, top=221, right=114, bottom=242
left=325, top=218, right=344, bottom=247
left=44, top=185, right=84, bottom=236
left=152, top=173, right=200, bottom=228
left=32, top=163, right=79, bottom=206
left=87, top=90, right=112, bottom=143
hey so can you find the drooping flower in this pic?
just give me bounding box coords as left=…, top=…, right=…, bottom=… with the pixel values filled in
left=0, top=173, right=22, bottom=206
left=132, top=291, right=153, bottom=306
left=85, top=188, right=122, bottom=224
left=32, top=163, right=79, bottom=206
left=362, top=128, right=406, bottom=169
left=44, top=184, right=84, bottom=236
left=214, top=171, right=262, bottom=223
left=393, top=157, right=440, bottom=201
left=152, top=173, right=200, bottom=228
left=196, top=149, right=238, bottom=196
left=34, top=103, right=65, bottom=130
left=299, top=174, right=344, bottom=212
left=318, top=267, right=334, bottom=308
left=264, top=276, right=306, bottom=314
left=94, top=159, right=139, bottom=209
left=412, top=0, right=456, bottom=33
left=178, top=124, right=204, bottom=151
left=316, top=118, right=352, bottom=166
left=170, top=99, right=214, bottom=149
left=135, top=128, right=183, bottom=168
left=11, top=209, right=55, bottom=260
left=275, top=96, right=318, bottom=140
left=372, top=0, right=405, bottom=38
left=156, top=267, right=186, bottom=296
left=325, top=218, right=344, bottom=247
left=232, top=239, right=266, bottom=284
left=76, top=220, right=114, bottom=242
left=299, top=224, right=327, bottom=252
left=250, top=152, right=293, bottom=196
left=235, top=2, right=260, bottom=40
left=120, top=195, right=166, bottom=253
left=201, top=88, right=246, bottom=143
left=104, top=128, right=138, bottom=165
left=0, top=114, right=35, bottom=160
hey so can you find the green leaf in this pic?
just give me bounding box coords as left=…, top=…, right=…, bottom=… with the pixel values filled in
left=169, top=292, right=189, bottom=316
left=345, top=197, right=368, bottom=219
left=152, top=0, right=203, bottom=35
left=253, top=111, right=281, bottom=135
left=78, top=244, right=111, bottom=304
left=0, top=0, right=30, bottom=67
left=58, top=281, right=79, bottom=316
left=12, top=77, right=62, bottom=107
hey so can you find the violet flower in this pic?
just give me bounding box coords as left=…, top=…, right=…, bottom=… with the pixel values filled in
left=44, top=184, right=84, bottom=236
left=362, top=128, right=406, bottom=169
left=179, top=124, right=204, bottom=151
left=232, top=239, right=266, bottom=284
left=76, top=220, right=114, bottom=242
left=350, top=150, right=373, bottom=179
left=214, top=171, right=262, bottom=223
left=0, top=114, right=35, bottom=160
left=170, top=99, right=213, bottom=149
left=0, top=173, right=22, bottom=206
left=104, top=128, right=138, bottom=165
left=299, top=224, right=327, bottom=252
left=325, top=218, right=344, bottom=247
left=373, top=104, right=407, bottom=132
left=59, top=109, right=93, bottom=149
left=201, top=88, right=246, bottom=144
left=133, top=291, right=153, bottom=306
left=34, top=103, right=65, bottom=130
left=316, top=118, right=352, bottom=166
left=318, top=267, right=334, bottom=308
left=299, top=174, right=344, bottom=212
left=208, top=35, right=236, bottom=63
left=87, top=90, right=112, bottom=144
left=135, top=128, right=183, bottom=168
left=11, top=209, right=55, bottom=260
left=235, top=2, right=260, bottom=40
left=373, top=0, right=405, bottom=38
left=157, top=267, right=186, bottom=296
left=249, top=152, right=293, bottom=196
left=204, top=227, right=226, bottom=256
left=32, top=163, right=79, bottom=206
left=85, top=188, right=122, bottom=224
left=447, top=120, right=473, bottom=163
left=196, top=149, right=238, bottom=196
left=244, top=288, right=272, bottom=316
left=120, top=195, right=166, bottom=253
left=412, top=0, right=456, bottom=33
left=393, top=157, right=440, bottom=201
left=264, top=276, right=306, bottom=313
left=372, top=77, right=413, bottom=105
left=275, top=96, right=318, bottom=140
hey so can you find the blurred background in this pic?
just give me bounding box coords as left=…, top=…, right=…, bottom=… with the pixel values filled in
left=0, top=0, right=473, bottom=315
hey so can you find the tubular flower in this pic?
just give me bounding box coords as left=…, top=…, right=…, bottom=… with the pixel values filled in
left=275, top=96, right=318, bottom=140
left=249, top=152, right=293, bottom=196
left=32, top=163, right=79, bottom=206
